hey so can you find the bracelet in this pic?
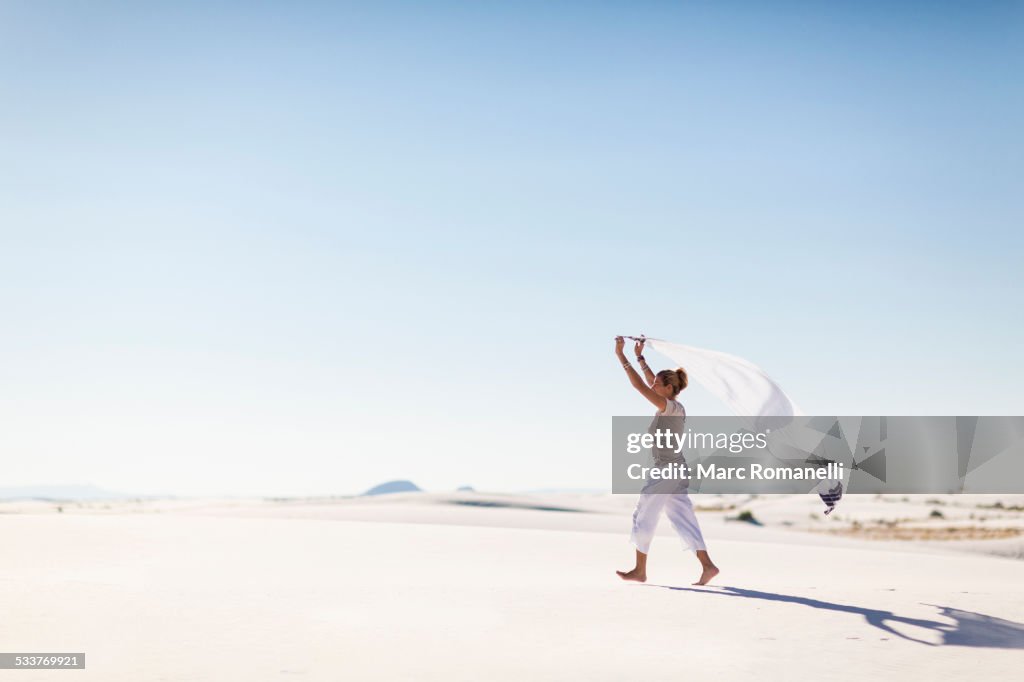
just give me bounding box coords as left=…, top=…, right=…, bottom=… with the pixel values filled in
left=622, top=363, right=633, bottom=370
left=637, top=355, right=646, bottom=363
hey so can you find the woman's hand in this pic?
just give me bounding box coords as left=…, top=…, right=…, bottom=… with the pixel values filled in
left=614, top=336, right=626, bottom=355
left=634, top=338, right=645, bottom=358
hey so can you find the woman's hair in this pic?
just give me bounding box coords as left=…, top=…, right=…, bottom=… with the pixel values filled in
left=656, top=368, right=689, bottom=397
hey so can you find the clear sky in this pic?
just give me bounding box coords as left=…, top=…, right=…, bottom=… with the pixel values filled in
left=2, top=1, right=1022, bottom=496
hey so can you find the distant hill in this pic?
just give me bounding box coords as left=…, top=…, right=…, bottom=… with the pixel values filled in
left=456, top=485, right=475, bottom=492
left=362, top=480, right=422, bottom=496
left=0, top=484, right=135, bottom=501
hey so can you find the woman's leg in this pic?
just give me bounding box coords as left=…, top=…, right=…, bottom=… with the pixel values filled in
left=617, top=492, right=666, bottom=582
left=664, top=492, right=719, bottom=585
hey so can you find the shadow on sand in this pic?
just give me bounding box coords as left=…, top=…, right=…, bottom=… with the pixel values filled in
left=647, top=585, right=1024, bottom=648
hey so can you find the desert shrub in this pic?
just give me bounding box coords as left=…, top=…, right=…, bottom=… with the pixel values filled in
left=732, top=509, right=761, bottom=525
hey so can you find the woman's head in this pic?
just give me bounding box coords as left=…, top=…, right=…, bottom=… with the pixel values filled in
left=653, top=368, right=688, bottom=398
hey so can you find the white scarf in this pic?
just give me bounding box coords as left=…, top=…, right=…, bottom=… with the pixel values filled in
left=644, top=338, right=842, bottom=509
left=645, top=338, right=804, bottom=421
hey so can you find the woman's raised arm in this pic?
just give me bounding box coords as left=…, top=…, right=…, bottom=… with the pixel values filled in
left=635, top=338, right=655, bottom=384
left=615, top=337, right=667, bottom=411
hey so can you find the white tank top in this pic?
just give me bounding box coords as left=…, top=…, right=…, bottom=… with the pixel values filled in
left=649, top=399, right=686, bottom=465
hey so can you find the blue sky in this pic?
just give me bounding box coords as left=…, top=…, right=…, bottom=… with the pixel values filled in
left=1, top=1, right=1022, bottom=496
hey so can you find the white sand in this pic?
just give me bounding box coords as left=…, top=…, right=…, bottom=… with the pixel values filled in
left=1, top=495, right=1022, bottom=681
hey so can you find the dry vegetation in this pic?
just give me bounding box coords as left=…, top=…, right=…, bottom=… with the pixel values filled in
left=812, top=526, right=1022, bottom=541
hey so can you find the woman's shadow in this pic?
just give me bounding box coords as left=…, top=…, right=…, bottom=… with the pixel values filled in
left=647, top=585, right=1024, bottom=648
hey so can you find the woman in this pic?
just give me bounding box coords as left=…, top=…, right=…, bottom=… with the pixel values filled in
left=614, top=336, right=720, bottom=586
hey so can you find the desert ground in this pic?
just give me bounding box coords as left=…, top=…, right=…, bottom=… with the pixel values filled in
left=1, top=492, right=1022, bottom=681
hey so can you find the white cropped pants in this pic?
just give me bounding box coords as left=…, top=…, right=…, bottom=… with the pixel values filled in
left=630, top=478, right=706, bottom=554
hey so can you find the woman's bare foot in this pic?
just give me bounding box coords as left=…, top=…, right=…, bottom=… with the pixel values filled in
left=692, top=565, right=719, bottom=586
left=616, top=568, right=647, bottom=583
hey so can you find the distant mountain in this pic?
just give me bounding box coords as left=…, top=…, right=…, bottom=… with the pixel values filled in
left=0, top=484, right=135, bottom=501
left=456, top=485, right=475, bottom=492
left=362, top=480, right=422, bottom=496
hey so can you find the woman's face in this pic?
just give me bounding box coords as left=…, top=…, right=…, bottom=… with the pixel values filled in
left=652, top=375, right=674, bottom=398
